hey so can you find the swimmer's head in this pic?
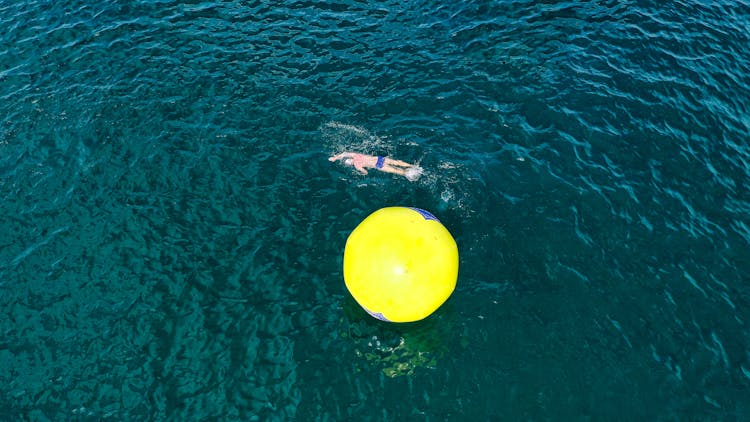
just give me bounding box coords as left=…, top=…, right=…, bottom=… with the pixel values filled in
left=405, top=166, right=423, bottom=182
left=344, top=158, right=354, bottom=166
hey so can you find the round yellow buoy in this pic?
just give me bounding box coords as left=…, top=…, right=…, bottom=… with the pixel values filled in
left=343, top=207, right=459, bottom=323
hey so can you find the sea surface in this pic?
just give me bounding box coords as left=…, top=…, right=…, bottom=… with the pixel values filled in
left=1, top=0, right=749, bottom=420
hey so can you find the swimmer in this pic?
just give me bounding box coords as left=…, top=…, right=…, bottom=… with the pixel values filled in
left=329, top=152, right=423, bottom=181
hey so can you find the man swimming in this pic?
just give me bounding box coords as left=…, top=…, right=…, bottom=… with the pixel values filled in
left=328, top=152, right=423, bottom=181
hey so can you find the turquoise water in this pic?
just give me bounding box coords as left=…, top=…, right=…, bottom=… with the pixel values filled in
left=2, top=0, right=749, bottom=419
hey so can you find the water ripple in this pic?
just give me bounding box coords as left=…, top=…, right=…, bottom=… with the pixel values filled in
left=2, top=0, right=750, bottom=419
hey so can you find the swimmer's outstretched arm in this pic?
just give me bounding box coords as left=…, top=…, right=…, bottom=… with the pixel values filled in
left=328, top=152, right=355, bottom=162
left=328, top=152, right=369, bottom=174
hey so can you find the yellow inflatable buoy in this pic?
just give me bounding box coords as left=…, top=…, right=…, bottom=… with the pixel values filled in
left=343, top=207, right=459, bottom=323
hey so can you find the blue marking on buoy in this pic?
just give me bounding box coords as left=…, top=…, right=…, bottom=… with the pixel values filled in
left=364, top=307, right=391, bottom=322
left=409, top=207, right=439, bottom=222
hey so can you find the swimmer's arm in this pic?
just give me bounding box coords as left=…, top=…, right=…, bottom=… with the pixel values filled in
left=328, top=152, right=354, bottom=162
left=354, top=164, right=368, bottom=175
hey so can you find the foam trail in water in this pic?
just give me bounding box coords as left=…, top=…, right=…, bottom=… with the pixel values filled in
left=320, top=122, right=479, bottom=216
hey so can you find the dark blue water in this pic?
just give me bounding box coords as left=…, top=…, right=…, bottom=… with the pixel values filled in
left=1, top=0, right=749, bottom=419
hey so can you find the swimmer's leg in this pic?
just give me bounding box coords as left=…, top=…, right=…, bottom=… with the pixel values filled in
left=385, top=158, right=414, bottom=168
left=378, top=164, right=407, bottom=176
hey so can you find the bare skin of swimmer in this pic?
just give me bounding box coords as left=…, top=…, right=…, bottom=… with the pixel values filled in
left=328, top=152, right=417, bottom=177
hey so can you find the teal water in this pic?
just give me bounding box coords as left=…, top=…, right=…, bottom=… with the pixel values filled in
left=1, top=0, right=749, bottom=419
